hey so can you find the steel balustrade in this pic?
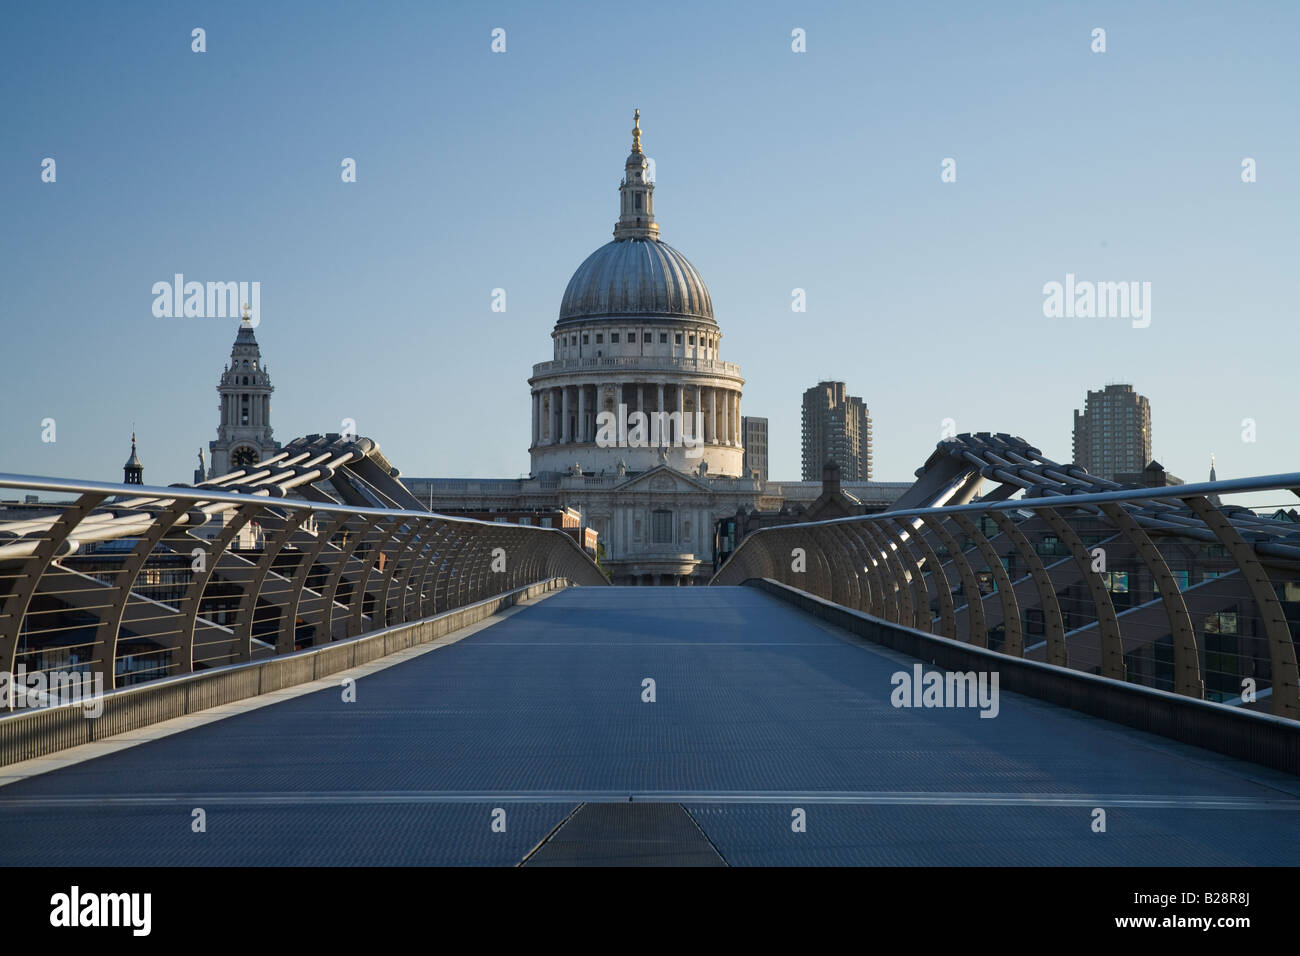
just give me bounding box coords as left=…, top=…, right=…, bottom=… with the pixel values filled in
left=0, top=472, right=608, bottom=703
left=713, top=471, right=1300, bottom=720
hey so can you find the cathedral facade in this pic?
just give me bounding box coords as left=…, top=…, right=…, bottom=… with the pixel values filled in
left=529, top=110, right=746, bottom=481
left=405, top=115, right=906, bottom=584
left=190, top=115, right=908, bottom=584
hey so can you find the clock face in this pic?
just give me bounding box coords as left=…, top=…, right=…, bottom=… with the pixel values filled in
left=231, top=447, right=258, bottom=469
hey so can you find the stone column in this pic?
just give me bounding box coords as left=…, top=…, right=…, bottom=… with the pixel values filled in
left=558, top=386, right=567, bottom=444
left=708, top=388, right=716, bottom=444
left=571, top=385, right=579, bottom=443
left=676, top=384, right=685, bottom=441
left=693, top=385, right=702, bottom=441
left=656, top=382, right=665, bottom=446
left=721, top=388, right=729, bottom=446
left=577, top=385, right=587, bottom=444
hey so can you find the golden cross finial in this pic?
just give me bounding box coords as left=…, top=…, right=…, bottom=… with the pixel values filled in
left=241, top=302, right=251, bottom=321
left=632, top=108, right=641, bottom=153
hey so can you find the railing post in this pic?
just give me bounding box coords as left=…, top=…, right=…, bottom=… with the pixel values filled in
left=0, top=492, right=105, bottom=699
left=861, top=520, right=914, bottom=624
left=177, top=502, right=262, bottom=670
left=1038, top=509, right=1126, bottom=682
left=279, top=512, right=349, bottom=654
left=989, top=511, right=1067, bottom=667
left=232, top=507, right=313, bottom=661
left=93, top=499, right=192, bottom=688
left=951, top=512, right=1022, bottom=656
left=321, top=515, right=383, bottom=643
left=347, top=517, right=402, bottom=638
left=1098, top=502, right=1202, bottom=699
left=893, top=516, right=955, bottom=638
left=1186, top=495, right=1300, bottom=717
left=921, top=514, right=988, bottom=647
left=415, top=521, right=452, bottom=618
left=391, top=519, right=437, bottom=624
left=883, top=517, right=932, bottom=632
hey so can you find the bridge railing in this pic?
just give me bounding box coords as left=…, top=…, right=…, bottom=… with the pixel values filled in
left=0, top=473, right=607, bottom=705
left=712, top=473, right=1300, bottom=720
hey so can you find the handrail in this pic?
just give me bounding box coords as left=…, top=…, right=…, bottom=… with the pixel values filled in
left=0, top=473, right=609, bottom=702
left=712, top=472, right=1300, bottom=720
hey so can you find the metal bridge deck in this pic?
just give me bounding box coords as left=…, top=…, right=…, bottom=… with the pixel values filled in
left=2, top=587, right=1297, bottom=866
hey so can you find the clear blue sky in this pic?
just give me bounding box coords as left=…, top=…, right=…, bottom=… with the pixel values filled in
left=2, top=0, right=1296, bottom=492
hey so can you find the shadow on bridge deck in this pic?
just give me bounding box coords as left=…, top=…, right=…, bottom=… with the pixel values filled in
left=2, top=586, right=1297, bottom=866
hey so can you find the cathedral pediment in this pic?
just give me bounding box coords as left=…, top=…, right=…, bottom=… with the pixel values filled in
left=615, top=465, right=714, bottom=495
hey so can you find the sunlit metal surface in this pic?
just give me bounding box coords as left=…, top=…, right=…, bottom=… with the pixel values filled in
left=0, top=434, right=607, bottom=698
left=713, top=433, right=1300, bottom=719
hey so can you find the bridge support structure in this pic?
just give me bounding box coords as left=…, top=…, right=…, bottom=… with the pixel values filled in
left=714, top=459, right=1300, bottom=721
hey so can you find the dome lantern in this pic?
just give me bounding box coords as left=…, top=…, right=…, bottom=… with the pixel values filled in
left=614, top=108, right=658, bottom=242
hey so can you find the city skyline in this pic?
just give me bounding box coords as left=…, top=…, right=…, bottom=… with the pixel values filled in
left=3, top=0, right=1299, bottom=887
left=2, top=1, right=1295, bottom=491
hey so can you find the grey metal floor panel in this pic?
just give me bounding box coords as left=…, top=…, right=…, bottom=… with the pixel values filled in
left=1, top=587, right=1297, bottom=865
left=524, top=802, right=726, bottom=866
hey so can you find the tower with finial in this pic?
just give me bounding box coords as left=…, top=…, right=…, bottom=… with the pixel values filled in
left=123, top=430, right=143, bottom=485
left=207, top=306, right=280, bottom=478
left=614, top=108, right=658, bottom=241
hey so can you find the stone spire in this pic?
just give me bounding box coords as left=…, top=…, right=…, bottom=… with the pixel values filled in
left=614, top=109, right=659, bottom=241
left=123, top=430, right=143, bottom=485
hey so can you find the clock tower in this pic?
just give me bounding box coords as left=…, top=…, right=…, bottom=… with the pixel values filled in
left=208, top=305, right=280, bottom=478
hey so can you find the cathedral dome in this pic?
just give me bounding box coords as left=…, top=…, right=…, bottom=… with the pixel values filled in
left=558, top=238, right=714, bottom=326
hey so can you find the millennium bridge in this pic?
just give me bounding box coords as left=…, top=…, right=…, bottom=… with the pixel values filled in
left=2, top=433, right=1299, bottom=866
